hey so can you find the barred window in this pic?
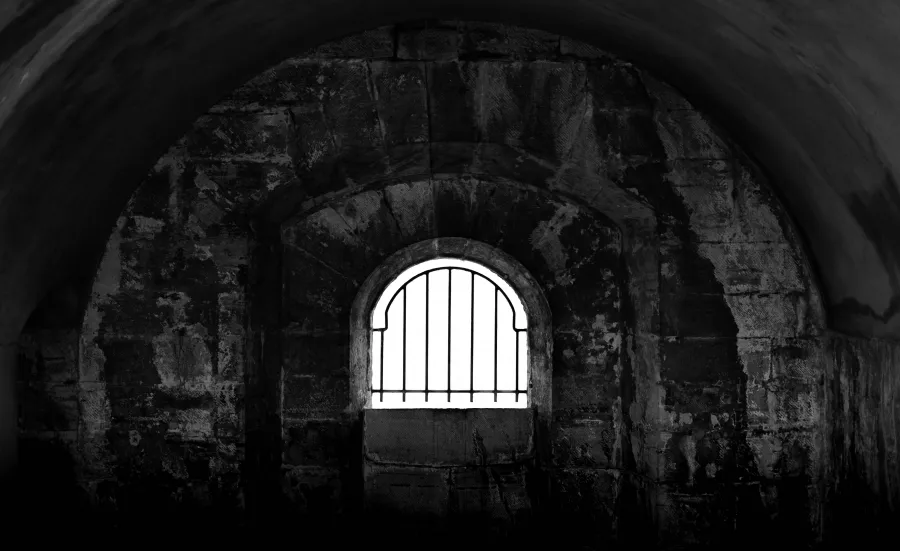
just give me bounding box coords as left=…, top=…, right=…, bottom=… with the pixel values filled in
left=370, top=257, right=528, bottom=409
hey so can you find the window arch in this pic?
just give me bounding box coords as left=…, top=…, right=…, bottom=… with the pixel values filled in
left=349, top=238, right=553, bottom=415
left=370, top=257, right=528, bottom=409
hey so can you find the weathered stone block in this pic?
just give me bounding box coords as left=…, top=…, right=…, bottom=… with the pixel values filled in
left=427, top=62, right=479, bottom=142
left=432, top=174, right=480, bottom=239
left=283, top=418, right=349, bottom=467
left=746, top=430, right=819, bottom=478
left=481, top=62, right=588, bottom=164
left=282, top=373, right=350, bottom=418
left=659, top=290, right=738, bottom=338
left=386, top=142, right=431, bottom=178
left=549, top=468, right=619, bottom=529
left=383, top=179, right=436, bottom=244
left=430, top=142, right=558, bottom=187
left=560, top=37, right=615, bottom=60
left=696, top=243, right=804, bottom=294
left=364, top=464, right=450, bottom=516
left=552, top=371, right=620, bottom=418
left=331, top=190, right=405, bottom=264
left=653, top=109, right=731, bottom=160
left=17, top=383, right=80, bottom=432
left=460, top=23, right=558, bottom=59
left=302, top=26, right=395, bottom=59
left=552, top=330, right=620, bottom=377
left=371, top=61, right=430, bottom=147
left=552, top=418, right=616, bottom=467
left=106, top=383, right=162, bottom=418
left=185, top=113, right=290, bottom=161
left=398, top=24, right=459, bottom=61
left=671, top=183, right=735, bottom=239
left=619, top=111, right=667, bottom=158
left=660, top=380, right=741, bottom=421
left=738, top=337, right=772, bottom=383
left=747, top=379, right=819, bottom=430
left=771, top=338, right=825, bottom=382
left=282, top=465, right=344, bottom=515
left=724, top=293, right=816, bottom=338
left=451, top=465, right=530, bottom=518
left=283, top=332, right=349, bottom=378
left=586, top=62, right=653, bottom=110
left=99, top=338, right=162, bottom=386
left=364, top=408, right=533, bottom=465
left=662, top=338, right=740, bottom=384
left=282, top=245, right=358, bottom=333
left=658, top=488, right=733, bottom=548
left=17, top=329, right=79, bottom=383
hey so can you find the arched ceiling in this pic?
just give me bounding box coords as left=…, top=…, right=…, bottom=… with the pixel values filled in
left=1, top=0, right=899, bottom=341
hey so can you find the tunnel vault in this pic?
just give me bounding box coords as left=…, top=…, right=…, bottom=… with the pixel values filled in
left=3, top=11, right=899, bottom=550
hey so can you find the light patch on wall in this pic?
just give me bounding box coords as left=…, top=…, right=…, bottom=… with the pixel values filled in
left=336, top=191, right=384, bottom=234
left=167, top=408, right=213, bottom=440
left=529, top=202, right=579, bottom=283
left=152, top=323, right=213, bottom=392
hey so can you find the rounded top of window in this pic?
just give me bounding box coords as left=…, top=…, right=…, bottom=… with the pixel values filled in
left=370, top=256, right=528, bottom=331
left=349, top=238, right=553, bottom=415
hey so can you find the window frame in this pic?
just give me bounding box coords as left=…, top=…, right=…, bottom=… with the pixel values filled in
left=349, top=238, right=553, bottom=417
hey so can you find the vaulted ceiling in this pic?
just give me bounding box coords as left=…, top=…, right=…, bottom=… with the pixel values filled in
left=1, top=0, right=899, bottom=340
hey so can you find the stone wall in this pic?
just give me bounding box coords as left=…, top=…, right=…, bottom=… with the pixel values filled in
left=15, top=21, right=836, bottom=547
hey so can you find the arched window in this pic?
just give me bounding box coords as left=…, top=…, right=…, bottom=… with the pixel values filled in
left=349, top=238, right=552, bottom=416
left=369, top=258, right=528, bottom=409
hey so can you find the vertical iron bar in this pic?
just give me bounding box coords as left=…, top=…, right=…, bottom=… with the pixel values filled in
left=402, top=286, right=407, bottom=403
left=515, top=330, right=519, bottom=402
left=447, top=269, right=452, bottom=404
left=470, top=271, right=475, bottom=403
left=379, top=330, right=384, bottom=402
left=425, top=273, right=429, bottom=402
left=494, top=286, right=498, bottom=402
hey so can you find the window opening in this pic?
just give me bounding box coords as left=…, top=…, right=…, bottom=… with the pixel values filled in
left=370, top=257, right=528, bottom=409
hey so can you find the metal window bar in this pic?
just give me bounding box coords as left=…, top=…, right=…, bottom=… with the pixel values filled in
left=371, top=266, right=527, bottom=404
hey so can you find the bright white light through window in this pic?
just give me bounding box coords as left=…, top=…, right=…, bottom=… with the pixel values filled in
left=370, top=258, right=528, bottom=409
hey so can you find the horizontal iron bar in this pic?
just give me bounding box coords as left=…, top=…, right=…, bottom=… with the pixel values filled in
left=372, top=389, right=526, bottom=394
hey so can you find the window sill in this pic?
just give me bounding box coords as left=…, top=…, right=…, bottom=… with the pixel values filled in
left=363, top=407, right=534, bottom=466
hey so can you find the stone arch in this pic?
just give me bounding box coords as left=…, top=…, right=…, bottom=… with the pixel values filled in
left=11, top=20, right=845, bottom=547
